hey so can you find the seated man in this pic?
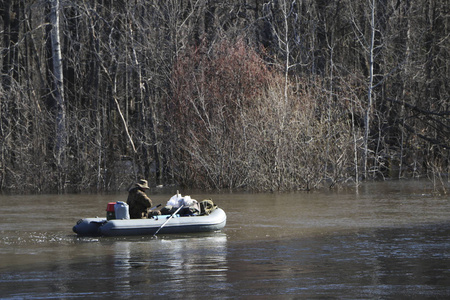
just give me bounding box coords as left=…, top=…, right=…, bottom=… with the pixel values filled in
left=127, top=179, right=159, bottom=218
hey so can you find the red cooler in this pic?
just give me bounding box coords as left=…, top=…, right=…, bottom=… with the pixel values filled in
left=106, top=202, right=116, bottom=220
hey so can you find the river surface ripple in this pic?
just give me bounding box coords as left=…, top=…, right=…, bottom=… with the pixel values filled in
left=0, top=180, right=449, bottom=299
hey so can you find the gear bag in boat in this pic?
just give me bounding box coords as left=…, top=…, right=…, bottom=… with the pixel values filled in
left=199, top=199, right=217, bottom=215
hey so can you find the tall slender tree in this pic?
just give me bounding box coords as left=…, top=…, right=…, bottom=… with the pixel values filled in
left=49, top=0, right=66, bottom=189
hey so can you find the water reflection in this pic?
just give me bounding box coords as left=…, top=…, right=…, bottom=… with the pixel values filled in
left=109, top=234, right=228, bottom=295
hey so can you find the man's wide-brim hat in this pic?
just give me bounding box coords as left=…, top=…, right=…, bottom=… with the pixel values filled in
left=136, top=179, right=149, bottom=189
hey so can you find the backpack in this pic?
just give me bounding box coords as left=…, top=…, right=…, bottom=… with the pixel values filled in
left=199, top=199, right=217, bottom=215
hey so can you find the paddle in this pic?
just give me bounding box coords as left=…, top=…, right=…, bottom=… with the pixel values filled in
left=152, top=205, right=184, bottom=238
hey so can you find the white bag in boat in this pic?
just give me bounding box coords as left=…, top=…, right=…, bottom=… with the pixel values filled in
left=183, top=196, right=200, bottom=214
left=167, top=192, right=183, bottom=207
left=182, top=195, right=197, bottom=206
left=166, top=193, right=198, bottom=208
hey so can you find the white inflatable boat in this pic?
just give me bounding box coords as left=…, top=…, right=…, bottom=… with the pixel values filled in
left=73, top=206, right=226, bottom=237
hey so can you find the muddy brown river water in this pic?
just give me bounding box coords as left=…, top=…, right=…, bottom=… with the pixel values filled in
left=0, top=180, right=449, bottom=299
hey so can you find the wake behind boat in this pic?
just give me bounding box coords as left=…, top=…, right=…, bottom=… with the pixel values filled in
left=73, top=193, right=226, bottom=237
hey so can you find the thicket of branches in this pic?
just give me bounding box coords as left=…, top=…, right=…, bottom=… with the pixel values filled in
left=1, top=0, right=448, bottom=193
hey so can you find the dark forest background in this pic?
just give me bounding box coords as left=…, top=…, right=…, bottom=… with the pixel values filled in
left=1, top=0, right=449, bottom=193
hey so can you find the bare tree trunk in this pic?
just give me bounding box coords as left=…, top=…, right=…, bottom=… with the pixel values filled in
left=399, top=1, right=412, bottom=178
left=49, top=0, right=66, bottom=189
left=1, top=0, right=11, bottom=90
left=350, top=100, right=360, bottom=185
left=363, top=0, right=376, bottom=179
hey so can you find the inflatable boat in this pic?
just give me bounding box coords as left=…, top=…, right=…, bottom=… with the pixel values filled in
left=73, top=206, right=227, bottom=237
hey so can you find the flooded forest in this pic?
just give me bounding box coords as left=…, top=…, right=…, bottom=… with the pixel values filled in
left=0, top=0, right=449, bottom=193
